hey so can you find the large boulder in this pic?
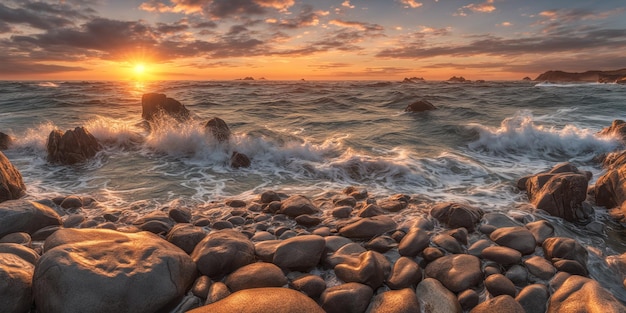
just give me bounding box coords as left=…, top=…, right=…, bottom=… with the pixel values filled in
left=0, top=200, right=62, bottom=238
left=0, top=151, right=25, bottom=202
left=595, top=154, right=626, bottom=222
left=191, top=229, right=255, bottom=278
left=547, top=275, right=626, bottom=313
left=47, top=127, right=101, bottom=165
left=367, top=288, right=420, bottom=313
left=319, top=282, right=373, bottom=313
left=416, top=278, right=462, bottom=313
left=188, top=287, right=324, bottom=313
left=518, top=163, right=593, bottom=223
left=33, top=228, right=197, bottom=313
left=141, top=93, right=190, bottom=121
left=205, top=117, right=231, bottom=142
left=0, top=253, right=34, bottom=313
left=430, top=202, right=483, bottom=232
left=272, top=235, right=325, bottom=271
left=542, top=237, right=588, bottom=276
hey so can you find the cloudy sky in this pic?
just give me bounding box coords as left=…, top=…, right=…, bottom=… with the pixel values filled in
left=1, top=0, right=625, bottom=80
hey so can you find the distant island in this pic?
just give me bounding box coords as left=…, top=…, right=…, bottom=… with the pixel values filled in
left=534, top=68, right=626, bottom=83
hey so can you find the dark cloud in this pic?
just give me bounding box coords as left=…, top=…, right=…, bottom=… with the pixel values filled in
left=0, top=2, right=78, bottom=30
left=139, top=0, right=294, bottom=18
left=329, top=19, right=384, bottom=32
left=275, top=5, right=322, bottom=29
left=156, top=20, right=190, bottom=34
left=0, top=57, right=86, bottom=75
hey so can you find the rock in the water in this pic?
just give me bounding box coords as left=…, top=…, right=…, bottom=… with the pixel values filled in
left=224, top=262, right=287, bottom=292
left=519, top=163, right=592, bottom=223
left=485, top=273, right=517, bottom=297
left=542, top=237, right=588, bottom=275
left=470, top=295, right=525, bottom=313
left=386, top=256, right=422, bottom=289
left=425, top=254, right=482, bottom=292
left=547, top=275, right=626, bottom=313
left=516, top=284, right=548, bottom=313
left=430, top=202, right=483, bottom=232
left=0, top=132, right=12, bottom=150
left=334, top=250, right=391, bottom=289
left=367, top=288, right=420, bottom=313
left=525, top=220, right=554, bottom=245
left=524, top=255, right=556, bottom=280
left=432, top=233, right=464, bottom=254
left=489, top=226, right=537, bottom=255
left=599, top=120, right=626, bottom=142
left=595, top=155, right=626, bottom=223
left=481, top=246, right=522, bottom=265
left=339, top=216, right=397, bottom=239
left=398, top=227, right=430, bottom=257
left=278, top=195, right=319, bottom=217
left=141, top=93, right=190, bottom=121
left=191, top=229, right=255, bottom=278
left=230, top=151, right=251, bottom=168
left=319, top=282, right=373, bottom=313
left=0, top=151, right=26, bottom=202
left=33, top=228, right=197, bottom=313
left=273, top=235, right=325, bottom=271
left=416, top=278, right=462, bottom=313
left=205, top=117, right=231, bottom=142
left=405, top=99, right=436, bottom=112
left=189, top=287, right=324, bottom=313
left=0, top=253, right=34, bottom=313
left=169, top=206, right=192, bottom=223
left=0, top=200, right=62, bottom=238
left=47, top=127, right=101, bottom=165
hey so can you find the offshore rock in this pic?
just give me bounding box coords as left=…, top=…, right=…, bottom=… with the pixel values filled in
left=0, top=200, right=61, bottom=238
left=205, top=117, right=231, bottom=142
left=405, top=100, right=436, bottom=112
left=188, top=287, right=324, bottom=313
left=141, top=93, right=190, bottom=121
left=0, top=151, right=26, bottom=202
left=230, top=151, right=251, bottom=168
left=430, top=202, right=483, bottom=232
left=33, top=228, right=197, bottom=313
left=599, top=120, right=626, bottom=143
left=46, top=127, right=101, bottom=165
left=547, top=275, right=626, bottom=313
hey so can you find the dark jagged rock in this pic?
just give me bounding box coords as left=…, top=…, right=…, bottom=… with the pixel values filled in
left=230, top=151, right=251, bottom=168
left=205, top=117, right=231, bottom=143
left=0, top=151, right=25, bottom=202
left=599, top=120, right=626, bottom=143
left=522, top=77, right=532, bottom=81
left=535, top=68, right=626, bottom=82
left=189, top=287, right=325, bottom=313
left=405, top=100, right=436, bottom=112
left=430, top=202, right=483, bottom=232
left=141, top=93, right=190, bottom=121
left=402, top=77, right=425, bottom=83
left=518, top=162, right=593, bottom=223
left=448, top=76, right=467, bottom=82
left=0, top=132, right=12, bottom=150
left=46, top=127, right=101, bottom=165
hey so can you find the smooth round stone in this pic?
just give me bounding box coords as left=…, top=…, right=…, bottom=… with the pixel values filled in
left=367, top=288, right=420, bottom=313
left=482, top=212, right=522, bottom=228
left=525, top=220, right=554, bottom=244
left=444, top=227, right=469, bottom=245
left=259, top=191, right=281, bottom=203
left=168, top=207, right=192, bottom=223
left=0, top=243, right=39, bottom=264
left=0, top=200, right=62, bottom=238
left=485, top=273, right=517, bottom=297
left=458, top=289, right=479, bottom=311
left=320, top=282, right=373, bottom=313
left=211, top=220, right=234, bottom=230
left=295, top=214, right=322, bottom=227
left=0, top=253, right=34, bottom=313
left=548, top=275, right=626, bottom=313
left=549, top=272, right=571, bottom=291
left=423, top=247, right=444, bottom=262
left=425, top=254, right=482, bottom=292
left=224, top=262, right=287, bottom=292
left=254, top=240, right=281, bottom=262
left=470, top=295, right=524, bottom=313
left=31, top=225, right=61, bottom=241
left=430, top=202, right=483, bottom=232
left=139, top=220, right=171, bottom=234
left=312, top=226, right=330, bottom=237
left=226, top=199, right=246, bottom=208
left=191, top=229, right=255, bottom=278
left=515, top=284, right=548, bottom=313
left=357, top=204, right=384, bottom=217
left=481, top=246, right=522, bottom=265
left=192, top=287, right=326, bottom=313
left=398, top=227, right=430, bottom=257
left=364, top=235, right=397, bottom=253
left=484, top=264, right=501, bottom=277
left=543, top=237, right=588, bottom=270
left=0, top=232, right=31, bottom=246
left=334, top=250, right=391, bottom=289
left=194, top=218, right=211, bottom=227
left=324, top=243, right=365, bottom=268
left=205, top=282, right=230, bottom=304
left=334, top=196, right=357, bottom=207
left=332, top=206, right=353, bottom=218
left=278, top=230, right=297, bottom=239
left=490, top=226, right=537, bottom=255
left=290, top=274, right=327, bottom=299
left=339, top=216, right=397, bottom=239
left=278, top=195, right=319, bottom=217
left=416, top=278, right=462, bottom=313
left=60, top=195, right=83, bottom=209
left=432, top=234, right=464, bottom=254
left=468, top=239, right=492, bottom=257
left=227, top=216, right=246, bottom=226
left=166, top=223, right=207, bottom=254
left=386, top=257, right=422, bottom=289
left=273, top=235, right=325, bottom=271
left=63, top=214, right=86, bottom=228
left=505, top=265, right=529, bottom=286
left=191, top=276, right=212, bottom=299
left=324, top=236, right=355, bottom=253
left=251, top=231, right=275, bottom=241
left=553, top=259, right=588, bottom=276
left=524, top=255, right=556, bottom=280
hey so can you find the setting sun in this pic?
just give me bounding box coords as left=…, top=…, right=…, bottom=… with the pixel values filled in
left=134, top=64, right=145, bottom=75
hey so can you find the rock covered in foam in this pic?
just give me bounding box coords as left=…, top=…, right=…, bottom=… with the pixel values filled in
left=205, top=117, right=231, bottom=142
left=141, top=93, right=190, bottom=121
left=33, top=228, right=197, bottom=313
left=0, top=200, right=61, bottom=238
left=46, top=127, right=101, bottom=165
left=0, top=151, right=25, bottom=202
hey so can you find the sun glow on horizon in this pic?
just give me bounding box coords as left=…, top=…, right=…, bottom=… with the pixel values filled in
left=134, top=64, right=145, bottom=75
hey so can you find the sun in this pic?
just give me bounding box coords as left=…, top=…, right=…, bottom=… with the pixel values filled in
left=134, top=64, right=145, bottom=74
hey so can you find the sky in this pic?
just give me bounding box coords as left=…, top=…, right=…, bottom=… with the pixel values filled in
left=1, top=0, right=625, bottom=81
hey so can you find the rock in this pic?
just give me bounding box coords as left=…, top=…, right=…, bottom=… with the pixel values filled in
left=468, top=239, right=492, bottom=257
left=458, top=289, right=479, bottom=311
left=483, top=212, right=523, bottom=228
left=432, top=234, right=464, bottom=254
left=519, top=163, right=592, bottom=223
left=332, top=206, right=352, bottom=218
left=470, top=295, right=525, bottom=313
left=0, top=232, right=31, bottom=247
left=0, top=243, right=39, bottom=264
left=364, top=235, right=397, bottom=253
left=230, top=151, right=251, bottom=168
left=553, top=259, right=588, bottom=276
left=191, top=276, right=212, bottom=299
left=386, top=256, right=422, bottom=289
left=525, top=220, right=554, bottom=245
left=324, top=242, right=365, bottom=268
left=505, top=265, right=529, bottom=286
left=547, top=275, right=626, bottom=313
left=599, top=120, right=626, bottom=142
left=425, top=254, right=482, bottom=292
left=33, top=228, right=197, bottom=313
left=595, top=157, right=626, bottom=222
left=205, top=117, right=231, bottom=142
left=319, top=282, right=373, bottom=313
left=481, top=246, right=522, bottom=265
left=205, top=282, right=230, bottom=304
left=46, top=127, right=101, bottom=165
left=357, top=203, right=384, bottom=217
left=367, top=288, right=420, bottom=313
left=339, top=216, right=397, bottom=239
left=405, top=100, right=436, bottom=112
left=430, top=202, right=483, bottom=232
left=169, top=206, right=192, bottom=223
left=273, top=235, right=325, bottom=270
left=0, top=132, right=12, bottom=150
left=335, top=250, right=390, bottom=289
left=416, top=278, right=462, bottom=313
left=485, top=273, right=517, bottom=297
left=398, top=227, right=430, bottom=257
left=141, top=93, right=190, bottom=121
left=0, top=253, right=34, bottom=313
left=166, top=223, right=207, bottom=254
left=448, top=76, right=466, bottom=82
left=0, top=200, right=62, bottom=238
left=542, top=237, right=588, bottom=275
left=535, top=69, right=626, bottom=83
left=422, top=247, right=444, bottom=262
left=290, top=274, right=326, bottom=299
left=191, top=229, right=255, bottom=278
left=516, top=284, right=548, bottom=313
left=524, top=255, right=556, bottom=280
left=278, top=195, right=318, bottom=217
left=189, top=287, right=324, bottom=313
left=224, top=262, right=287, bottom=292
left=295, top=214, right=322, bottom=227
left=489, top=226, right=537, bottom=255
left=1, top=151, right=26, bottom=203
left=60, top=195, right=83, bottom=209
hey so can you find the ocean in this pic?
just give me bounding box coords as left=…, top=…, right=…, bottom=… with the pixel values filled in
left=1, top=80, right=626, bottom=299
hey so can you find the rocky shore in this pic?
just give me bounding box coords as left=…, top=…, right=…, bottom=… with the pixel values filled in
left=2, top=96, right=626, bottom=312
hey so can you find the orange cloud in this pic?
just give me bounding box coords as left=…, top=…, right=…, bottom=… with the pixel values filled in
left=399, top=0, right=423, bottom=9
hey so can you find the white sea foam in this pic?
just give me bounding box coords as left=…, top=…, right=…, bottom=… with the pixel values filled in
left=36, top=82, right=59, bottom=88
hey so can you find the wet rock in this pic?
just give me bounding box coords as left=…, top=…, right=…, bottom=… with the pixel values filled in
left=278, top=195, right=319, bottom=217
left=224, top=262, right=287, bottom=292
left=430, top=202, right=483, bottom=232
left=0, top=200, right=62, bottom=238
left=553, top=259, right=588, bottom=276
left=0, top=151, right=26, bottom=202
left=332, top=206, right=352, bottom=218
left=547, top=275, right=626, bottom=313
left=378, top=195, right=409, bottom=212
left=60, top=195, right=83, bottom=209
left=0, top=232, right=31, bottom=246
left=364, top=235, right=397, bottom=253
left=0, top=253, right=34, bottom=313
left=0, top=132, right=12, bottom=150
left=505, top=265, right=529, bottom=286
left=444, top=227, right=468, bottom=245
left=524, top=255, right=556, bottom=280
left=485, top=273, right=517, bottom=297
left=334, top=196, right=357, bottom=207
left=33, top=228, right=197, bottom=313
left=290, top=274, right=327, bottom=299
left=141, top=93, right=190, bottom=121
left=166, top=223, right=207, bottom=254
left=339, top=216, right=396, bottom=239
left=483, top=212, right=523, bottom=228
left=357, top=203, right=384, bottom=217
left=334, top=250, right=391, bottom=289
left=398, top=227, right=430, bottom=257
left=490, top=226, right=537, bottom=255
left=205, top=282, right=230, bottom=304
left=230, top=151, right=251, bottom=168
left=516, top=284, right=548, bottom=313
left=139, top=220, right=172, bottom=234
left=0, top=243, right=39, bottom=264
left=386, top=256, right=422, bottom=289
left=46, top=127, right=101, bottom=165
left=600, top=120, right=626, bottom=142
left=295, top=214, right=322, bottom=227
left=405, top=100, right=436, bottom=112
left=458, top=289, right=479, bottom=311
left=367, top=288, right=420, bottom=313
left=324, top=242, right=365, bottom=268
left=416, top=278, right=462, bottom=313
left=251, top=231, right=275, bottom=242
left=525, top=220, right=554, bottom=245
left=425, top=254, right=482, bottom=292
left=470, top=295, right=524, bottom=313
left=273, top=234, right=325, bottom=271
left=320, top=282, right=373, bottom=313
left=468, top=239, right=492, bottom=257
left=191, top=229, right=255, bottom=278
left=190, top=287, right=324, bottom=313
left=432, top=233, right=464, bottom=254
left=191, top=276, right=212, bottom=299
left=543, top=237, right=588, bottom=275
left=211, top=220, right=233, bottom=229
left=259, top=191, right=281, bottom=204
left=169, top=206, right=192, bottom=223
left=63, top=214, right=86, bottom=228
left=481, top=246, right=522, bottom=265
left=422, top=247, right=444, bottom=262
left=205, top=117, right=231, bottom=142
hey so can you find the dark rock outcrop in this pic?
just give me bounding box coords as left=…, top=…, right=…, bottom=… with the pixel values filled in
left=448, top=76, right=467, bottom=82
left=535, top=68, right=626, bottom=83
left=405, top=100, right=436, bottom=112
left=0, top=151, right=25, bottom=202
left=599, top=120, right=626, bottom=143
left=0, top=132, right=12, bottom=150
left=47, top=127, right=101, bottom=165
left=230, top=151, right=251, bottom=168
left=205, top=117, right=231, bottom=143
left=141, top=93, right=190, bottom=120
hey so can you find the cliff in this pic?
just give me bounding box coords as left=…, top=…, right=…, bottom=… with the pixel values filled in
left=534, top=69, right=626, bottom=83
